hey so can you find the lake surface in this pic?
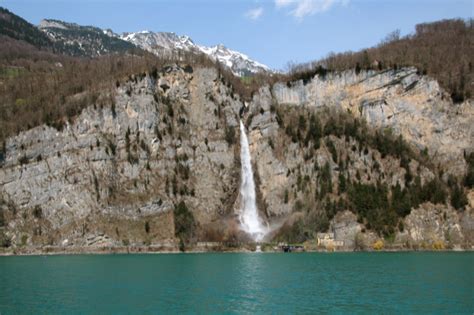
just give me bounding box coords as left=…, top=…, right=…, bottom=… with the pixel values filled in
left=0, top=252, right=472, bottom=314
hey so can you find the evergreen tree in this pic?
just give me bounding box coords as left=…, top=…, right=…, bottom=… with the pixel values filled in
left=450, top=184, right=468, bottom=210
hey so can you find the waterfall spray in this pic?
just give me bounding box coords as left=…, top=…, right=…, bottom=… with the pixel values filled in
left=238, top=120, right=267, bottom=241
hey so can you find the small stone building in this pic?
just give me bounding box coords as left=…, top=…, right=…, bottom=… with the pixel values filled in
left=317, top=233, right=344, bottom=248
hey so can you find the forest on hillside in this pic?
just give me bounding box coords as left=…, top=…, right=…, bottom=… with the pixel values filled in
left=0, top=8, right=472, bottom=152
left=288, top=19, right=473, bottom=103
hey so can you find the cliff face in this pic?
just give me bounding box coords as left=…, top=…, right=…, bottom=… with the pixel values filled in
left=246, top=68, right=473, bottom=249
left=270, top=68, right=473, bottom=177
left=0, top=65, right=472, bottom=251
left=0, top=66, right=244, bottom=249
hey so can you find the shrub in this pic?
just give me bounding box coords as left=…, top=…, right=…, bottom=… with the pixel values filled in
left=274, top=218, right=307, bottom=244
left=19, top=154, right=29, bottom=165
left=21, top=234, right=28, bottom=246
left=338, top=172, right=346, bottom=193
left=305, top=114, right=322, bottom=147
left=32, top=205, right=43, bottom=219
left=464, top=152, right=474, bottom=188
left=111, top=102, right=116, bottom=118
left=107, top=139, right=117, bottom=156
left=225, top=126, right=235, bottom=146
left=145, top=221, right=150, bottom=234
left=326, top=138, right=338, bottom=163
left=355, top=233, right=366, bottom=250
left=202, top=226, right=225, bottom=242
left=173, top=201, right=196, bottom=247
left=432, top=240, right=445, bottom=250
left=421, top=178, right=447, bottom=205
left=372, top=240, right=384, bottom=250
left=318, top=161, right=332, bottom=199
left=0, top=232, right=11, bottom=248
left=450, top=184, right=468, bottom=210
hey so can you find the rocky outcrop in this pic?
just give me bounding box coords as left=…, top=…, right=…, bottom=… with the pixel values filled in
left=326, top=205, right=473, bottom=251
left=271, top=68, right=473, bottom=177
left=0, top=65, right=472, bottom=252
left=0, top=65, right=244, bottom=249
left=398, top=203, right=473, bottom=249
left=329, top=211, right=362, bottom=250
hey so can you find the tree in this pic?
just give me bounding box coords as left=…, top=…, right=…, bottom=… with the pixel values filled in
left=381, top=29, right=401, bottom=44
left=422, top=178, right=447, bottom=205
left=450, top=184, right=468, bottom=210
left=305, top=114, right=322, bottom=148
left=145, top=221, right=150, bottom=234
left=319, top=161, right=333, bottom=199
left=32, top=205, right=42, bottom=219
left=355, top=62, right=361, bottom=75
left=225, top=126, right=235, bottom=145
left=173, top=201, right=196, bottom=249
left=464, top=152, right=474, bottom=188
left=326, top=138, right=338, bottom=163
left=338, top=172, right=346, bottom=193
left=298, top=114, right=306, bottom=130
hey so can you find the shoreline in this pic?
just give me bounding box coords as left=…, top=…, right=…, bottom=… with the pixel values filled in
left=1, top=246, right=472, bottom=257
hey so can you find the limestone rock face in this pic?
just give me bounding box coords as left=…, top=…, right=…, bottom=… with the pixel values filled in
left=329, top=211, right=362, bottom=249
left=399, top=203, right=473, bottom=249
left=0, top=66, right=472, bottom=251
left=271, top=68, right=473, bottom=177
left=246, top=68, right=472, bottom=249
left=0, top=66, right=243, bottom=248
left=326, top=205, right=473, bottom=251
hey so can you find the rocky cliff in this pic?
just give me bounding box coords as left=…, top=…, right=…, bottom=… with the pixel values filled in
left=270, top=68, right=472, bottom=177
left=0, top=65, right=472, bottom=252
left=0, top=65, right=244, bottom=250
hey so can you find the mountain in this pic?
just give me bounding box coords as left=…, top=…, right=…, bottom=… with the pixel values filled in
left=0, top=8, right=137, bottom=57
left=0, top=7, right=472, bottom=254
left=119, top=30, right=270, bottom=76
left=0, top=7, right=271, bottom=76
left=120, top=31, right=196, bottom=52
left=0, top=7, right=52, bottom=50
left=0, top=65, right=472, bottom=253
left=38, top=19, right=271, bottom=76
left=38, top=19, right=136, bottom=57
left=199, top=44, right=270, bottom=76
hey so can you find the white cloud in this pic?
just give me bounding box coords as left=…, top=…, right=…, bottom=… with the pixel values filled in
left=245, top=7, right=264, bottom=20
left=275, top=0, right=295, bottom=8
left=275, top=0, right=348, bottom=19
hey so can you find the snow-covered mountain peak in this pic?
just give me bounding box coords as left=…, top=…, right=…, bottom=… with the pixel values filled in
left=119, top=30, right=270, bottom=76
left=37, top=17, right=271, bottom=76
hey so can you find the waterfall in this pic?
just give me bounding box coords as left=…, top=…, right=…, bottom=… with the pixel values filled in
left=238, top=120, right=267, bottom=241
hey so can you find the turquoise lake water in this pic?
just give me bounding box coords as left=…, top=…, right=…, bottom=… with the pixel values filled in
left=0, top=252, right=472, bottom=314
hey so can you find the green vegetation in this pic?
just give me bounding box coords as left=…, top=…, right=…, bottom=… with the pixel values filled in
left=464, top=152, right=474, bottom=188
left=32, top=205, right=43, bottom=219
left=289, top=19, right=473, bottom=103
left=173, top=201, right=196, bottom=250
left=145, top=221, right=150, bottom=234
left=0, top=7, right=52, bottom=49
left=275, top=211, right=329, bottom=244
left=275, top=105, right=464, bottom=239
left=0, top=232, right=11, bottom=248
left=450, top=183, right=468, bottom=210
left=0, top=66, right=26, bottom=79
left=224, top=125, right=235, bottom=146
left=240, top=76, right=254, bottom=85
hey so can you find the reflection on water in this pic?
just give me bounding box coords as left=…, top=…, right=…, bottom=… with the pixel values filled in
left=0, top=253, right=472, bottom=314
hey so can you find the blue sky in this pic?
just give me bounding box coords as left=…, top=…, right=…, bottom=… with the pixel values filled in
left=1, top=0, right=472, bottom=70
